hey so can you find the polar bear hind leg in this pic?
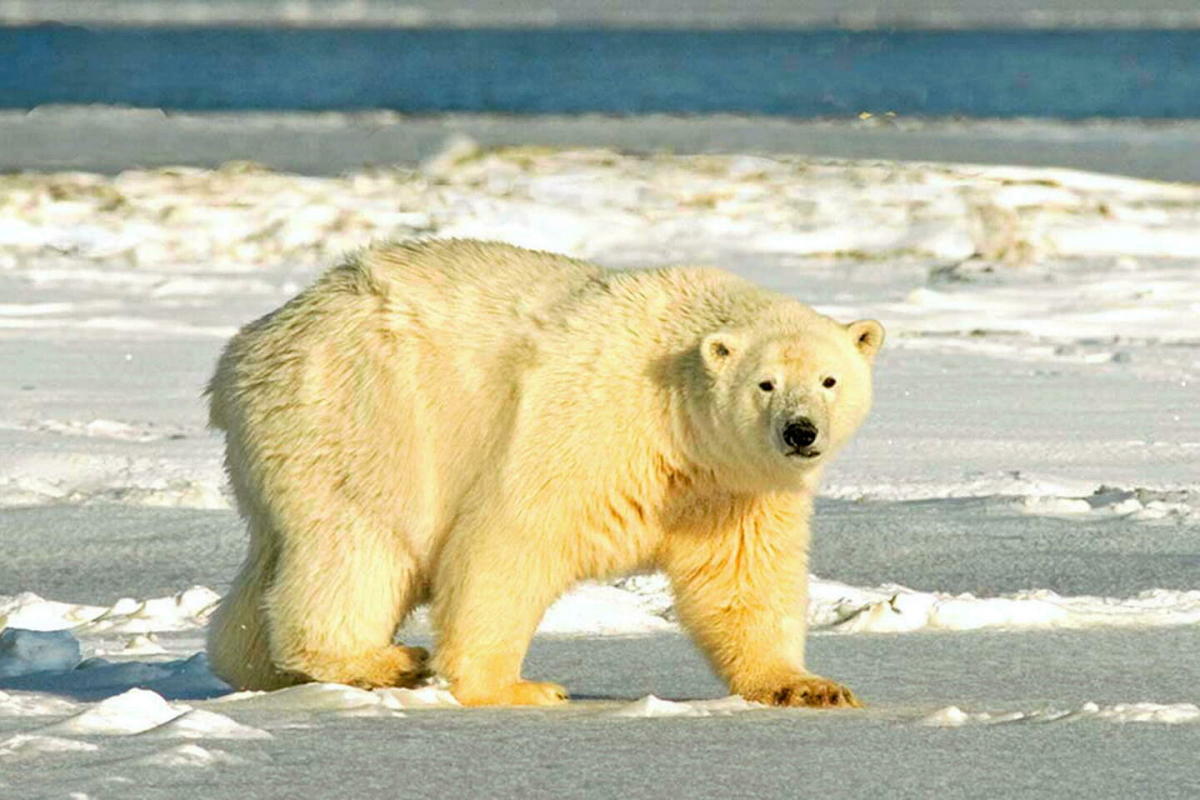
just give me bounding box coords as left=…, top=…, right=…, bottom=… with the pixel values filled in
left=206, top=526, right=293, bottom=690
left=259, top=495, right=428, bottom=689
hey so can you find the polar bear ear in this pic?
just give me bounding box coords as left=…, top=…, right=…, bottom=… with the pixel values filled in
left=847, top=319, right=885, bottom=362
left=700, top=331, right=742, bottom=371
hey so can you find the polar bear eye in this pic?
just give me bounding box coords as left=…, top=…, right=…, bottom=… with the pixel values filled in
left=758, top=380, right=775, bottom=392
left=823, top=377, right=837, bottom=388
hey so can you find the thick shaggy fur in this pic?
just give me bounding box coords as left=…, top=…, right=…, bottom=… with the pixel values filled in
left=206, top=239, right=883, bottom=707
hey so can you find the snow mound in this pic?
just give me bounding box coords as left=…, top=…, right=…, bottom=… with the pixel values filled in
left=614, top=695, right=765, bottom=718
left=0, top=586, right=220, bottom=634
left=41, top=690, right=187, bottom=738
left=921, top=701, right=1200, bottom=726
left=129, top=743, right=250, bottom=768
left=0, top=733, right=99, bottom=761
left=41, top=688, right=186, bottom=735
left=540, top=578, right=675, bottom=634
left=141, top=708, right=270, bottom=739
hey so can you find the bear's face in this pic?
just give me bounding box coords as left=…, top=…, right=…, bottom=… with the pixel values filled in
left=697, top=318, right=884, bottom=491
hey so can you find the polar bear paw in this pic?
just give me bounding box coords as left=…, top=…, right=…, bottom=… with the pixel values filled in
left=310, top=644, right=430, bottom=690
left=744, top=674, right=862, bottom=709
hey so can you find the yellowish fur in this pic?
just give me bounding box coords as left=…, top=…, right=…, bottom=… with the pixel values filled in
left=206, top=239, right=882, bottom=706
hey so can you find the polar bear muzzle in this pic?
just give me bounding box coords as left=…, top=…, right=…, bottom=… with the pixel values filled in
left=782, top=417, right=821, bottom=457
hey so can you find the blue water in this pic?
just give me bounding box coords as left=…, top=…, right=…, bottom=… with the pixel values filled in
left=3, top=26, right=1199, bottom=117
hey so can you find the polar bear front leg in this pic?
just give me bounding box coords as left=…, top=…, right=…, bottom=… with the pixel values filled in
left=659, top=501, right=861, bottom=709
left=430, top=519, right=572, bottom=707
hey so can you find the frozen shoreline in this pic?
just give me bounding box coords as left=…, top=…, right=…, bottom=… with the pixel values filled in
left=6, top=108, right=1200, bottom=182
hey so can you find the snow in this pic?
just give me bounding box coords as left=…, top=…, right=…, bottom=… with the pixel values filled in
left=920, top=702, right=1200, bottom=727
left=126, top=743, right=250, bottom=768
left=0, top=144, right=1197, bottom=797
left=0, top=733, right=99, bottom=761
left=41, top=688, right=185, bottom=735
left=0, top=587, right=220, bottom=634
left=613, top=695, right=765, bottom=718
left=142, top=709, right=271, bottom=740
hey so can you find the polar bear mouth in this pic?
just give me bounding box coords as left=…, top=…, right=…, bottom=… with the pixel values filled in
left=785, top=448, right=822, bottom=459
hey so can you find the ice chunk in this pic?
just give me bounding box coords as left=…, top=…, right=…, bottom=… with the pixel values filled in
left=0, top=629, right=81, bottom=677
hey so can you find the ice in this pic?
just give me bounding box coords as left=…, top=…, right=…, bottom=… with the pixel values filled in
left=0, top=653, right=230, bottom=703
left=0, top=629, right=81, bottom=677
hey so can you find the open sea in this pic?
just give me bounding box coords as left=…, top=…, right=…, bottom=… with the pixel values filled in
left=3, top=26, right=1200, bottom=117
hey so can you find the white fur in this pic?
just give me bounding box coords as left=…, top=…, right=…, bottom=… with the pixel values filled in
left=206, top=239, right=882, bottom=706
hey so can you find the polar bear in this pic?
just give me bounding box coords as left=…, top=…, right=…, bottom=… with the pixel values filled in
left=206, top=239, right=883, bottom=707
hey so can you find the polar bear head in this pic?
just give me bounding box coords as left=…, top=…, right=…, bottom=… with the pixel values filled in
left=692, top=315, right=884, bottom=492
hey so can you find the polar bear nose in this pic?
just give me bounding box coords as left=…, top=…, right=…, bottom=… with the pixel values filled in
left=782, top=418, right=819, bottom=450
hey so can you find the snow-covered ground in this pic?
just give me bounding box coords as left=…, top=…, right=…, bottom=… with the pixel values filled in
left=1, top=147, right=1198, bottom=797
